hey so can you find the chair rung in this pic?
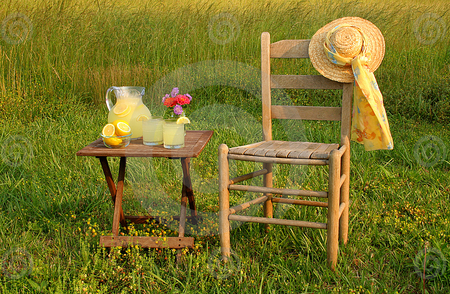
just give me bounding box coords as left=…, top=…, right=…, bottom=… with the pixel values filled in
left=230, top=168, right=269, bottom=184
left=229, top=184, right=328, bottom=198
left=228, top=214, right=327, bottom=229
left=339, top=174, right=347, bottom=187
left=229, top=195, right=268, bottom=215
left=272, top=197, right=328, bottom=207
left=227, top=154, right=328, bottom=165
left=339, top=202, right=346, bottom=218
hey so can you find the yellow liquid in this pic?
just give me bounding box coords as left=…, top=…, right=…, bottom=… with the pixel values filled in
left=143, top=118, right=164, bottom=145
left=108, top=97, right=151, bottom=139
left=163, top=121, right=185, bottom=148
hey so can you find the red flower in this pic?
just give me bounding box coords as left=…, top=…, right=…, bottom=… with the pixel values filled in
left=163, top=97, right=177, bottom=107
left=176, top=95, right=191, bottom=106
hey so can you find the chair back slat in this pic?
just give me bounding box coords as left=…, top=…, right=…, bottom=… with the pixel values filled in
left=271, top=75, right=343, bottom=90
left=271, top=105, right=342, bottom=121
left=270, top=39, right=310, bottom=58
left=261, top=32, right=353, bottom=145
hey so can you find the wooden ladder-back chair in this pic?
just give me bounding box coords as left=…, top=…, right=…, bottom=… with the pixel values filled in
left=218, top=32, right=353, bottom=269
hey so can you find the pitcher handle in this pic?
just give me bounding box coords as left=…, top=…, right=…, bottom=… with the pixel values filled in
left=105, top=87, right=115, bottom=111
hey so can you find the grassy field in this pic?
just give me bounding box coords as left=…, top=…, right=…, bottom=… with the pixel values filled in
left=0, top=0, right=449, bottom=293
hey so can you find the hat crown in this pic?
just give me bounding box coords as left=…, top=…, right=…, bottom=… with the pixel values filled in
left=309, top=17, right=385, bottom=83
left=329, top=26, right=363, bottom=58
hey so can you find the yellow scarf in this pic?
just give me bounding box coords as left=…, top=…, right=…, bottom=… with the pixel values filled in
left=324, top=24, right=394, bottom=151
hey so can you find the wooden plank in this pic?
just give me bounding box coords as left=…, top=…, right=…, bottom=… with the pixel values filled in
left=228, top=214, right=327, bottom=229
left=100, top=236, right=194, bottom=248
left=270, top=39, right=310, bottom=58
left=311, top=143, right=339, bottom=159
left=271, top=75, right=343, bottom=90
left=229, top=184, right=328, bottom=198
left=271, top=105, right=342, bottom=121
left=76, top=130, right=213, bottom=158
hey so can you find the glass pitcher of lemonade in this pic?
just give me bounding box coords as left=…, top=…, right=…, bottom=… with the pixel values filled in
left=106, top=86, right=151, bottom=139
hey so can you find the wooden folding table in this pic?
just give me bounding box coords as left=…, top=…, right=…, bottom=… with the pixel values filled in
left=76, top=130, right=213, bottom=250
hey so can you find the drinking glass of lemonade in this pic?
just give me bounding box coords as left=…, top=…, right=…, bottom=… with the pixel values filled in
left=143, top=116, right=164, bottom=145
left=163, top=119, right=185, bottom=149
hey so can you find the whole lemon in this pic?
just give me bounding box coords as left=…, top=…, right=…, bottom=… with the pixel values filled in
left=104, top=137, right=123, bottom=146
left=112, top=120, right=131, bottom=136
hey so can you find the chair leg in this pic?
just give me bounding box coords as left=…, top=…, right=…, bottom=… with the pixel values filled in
left=218, top=144, right=231, bottom=259
left=327, top=151, right=340, bottom=270
left=339, top=148, right=350, bottom=244
left=263, top=163, right=273, bottom=231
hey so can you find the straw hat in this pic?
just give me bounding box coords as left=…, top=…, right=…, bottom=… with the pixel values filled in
left=309, top=17, right=385, bottom=83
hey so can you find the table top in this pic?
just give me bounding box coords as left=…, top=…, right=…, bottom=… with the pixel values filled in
left=76, top=130, right=213, bottom=158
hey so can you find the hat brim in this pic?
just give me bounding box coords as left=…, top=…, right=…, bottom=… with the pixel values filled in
left=308, top=17, right=385, bottom=83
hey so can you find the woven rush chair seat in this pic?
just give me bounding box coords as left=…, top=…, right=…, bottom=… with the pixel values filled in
left=228, top=141, right=339, bottom=160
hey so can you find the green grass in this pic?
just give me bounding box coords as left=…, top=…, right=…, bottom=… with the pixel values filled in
left=1, top=0, right=450, bottom=292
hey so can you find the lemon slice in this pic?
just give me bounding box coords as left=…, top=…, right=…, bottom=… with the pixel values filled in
left=136, top=114, right=150, bottom=121
left=102, top=123, right=115, bottom=136
left=112, top=119, right=131, bottom=136
left=116, top=122, right=131, bottom=136
left=112, top=119, right=127, bottom=128
left=176, top=116, right=190, bottom=124
left=113, top=104, right=131, bottom=117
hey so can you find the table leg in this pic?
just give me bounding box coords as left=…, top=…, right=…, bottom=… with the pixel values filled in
left=177, top=158, right=194, bottom=261
left=179, top=158, right=191, bottom=237
left=98, top=156, right=127, bottom=233
left=181, top=158, right=197, bottom=219
left=178, top=189, right=187, bottom=239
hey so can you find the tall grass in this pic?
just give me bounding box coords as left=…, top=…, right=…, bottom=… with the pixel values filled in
left=0, top=0, right=449, bottom=293
left=1, top=0, right=449, bottom=114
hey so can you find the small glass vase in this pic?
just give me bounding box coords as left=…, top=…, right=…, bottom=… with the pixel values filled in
left=163, top=118, right=185, bottom=149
